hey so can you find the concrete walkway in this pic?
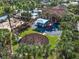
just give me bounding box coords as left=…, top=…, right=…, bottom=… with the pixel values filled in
left=45, top=31, right=62, bottom=36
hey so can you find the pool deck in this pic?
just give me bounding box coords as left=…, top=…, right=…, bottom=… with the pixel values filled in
left=32, top=23, right=62, bottom=36
left=45, top=31, right=62, bottom=36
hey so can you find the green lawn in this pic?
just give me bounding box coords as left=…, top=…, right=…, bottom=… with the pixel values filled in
left=12, top=29, right=58, bottom=59
left=46, top=35, right=58, bottom=48
left=19, top=28, right=38, bottom=37
left=18, top=28, right=58, bottom=48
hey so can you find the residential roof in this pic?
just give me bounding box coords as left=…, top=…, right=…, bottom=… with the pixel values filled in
left=35, top=18, right=48, bottom=24
left=42, top=6, right=66, bottom=17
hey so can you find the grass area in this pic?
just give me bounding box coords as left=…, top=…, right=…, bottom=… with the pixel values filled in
left=13, top=44, right=19, bottom=53
left=13, top=28, right=58, bottom=53
left=46, top=35, right=58, bottom=48
left=19, top=28, right=38, bottom=37
left=19, top=28, right=58, bottom=48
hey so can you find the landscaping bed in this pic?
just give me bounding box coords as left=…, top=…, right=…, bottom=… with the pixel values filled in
left=19, top=33, right=49, bottom=45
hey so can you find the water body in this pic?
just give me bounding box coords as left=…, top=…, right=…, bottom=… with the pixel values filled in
left=0, top=15, right=8, bottom=21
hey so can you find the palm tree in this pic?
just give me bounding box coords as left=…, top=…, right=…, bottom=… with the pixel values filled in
left=0, top=29, right=14, bottom=59
left=15, top=44, right=54, bottom=59
left=16, top=45, right=32, bottom=59
left=56, top=30, right=75, bottom=59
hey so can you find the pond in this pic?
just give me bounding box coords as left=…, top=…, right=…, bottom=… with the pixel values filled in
left=0, top=15, right=8, bottom=20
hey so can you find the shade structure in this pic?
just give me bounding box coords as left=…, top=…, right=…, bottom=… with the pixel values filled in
left=35, top=18, right=48, bottom=25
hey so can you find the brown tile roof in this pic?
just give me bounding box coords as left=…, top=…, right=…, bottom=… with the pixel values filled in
left=42, top=6, right=66, bottom=17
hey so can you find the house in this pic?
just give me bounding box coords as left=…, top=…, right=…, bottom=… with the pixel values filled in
left=42, top=6, right=66, bottom=21
left=40, top=6, right=67, bottom=30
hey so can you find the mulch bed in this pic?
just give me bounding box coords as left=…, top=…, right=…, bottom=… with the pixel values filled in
left=19, top=33, right=49, bottom=45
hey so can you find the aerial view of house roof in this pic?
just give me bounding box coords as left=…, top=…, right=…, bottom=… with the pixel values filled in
left=42, top=6, right=67, bottom=17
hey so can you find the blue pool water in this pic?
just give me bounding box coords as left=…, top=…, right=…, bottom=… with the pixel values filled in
left=36, top=22, right=60, bottom=32
left=0, top=15, right=8, bottom=21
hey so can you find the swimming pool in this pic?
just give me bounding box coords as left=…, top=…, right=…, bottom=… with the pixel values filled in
left=0, top=15, right=8, bottom=21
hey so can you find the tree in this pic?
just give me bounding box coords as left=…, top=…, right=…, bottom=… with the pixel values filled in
left=15, top=44, right=53, bottom=59
left=56, top=11, right=79, bottom=59
left=60, top=13, right=76, bottom=30
left=0, top=29, right=15, bottom=59
left=50, top=0, right=62, bottom=6
left=56, top=30, right=75, bottom=59
left=21, top=12, right=31, bottom=21
left=68, top=5, right=79, bottom=15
